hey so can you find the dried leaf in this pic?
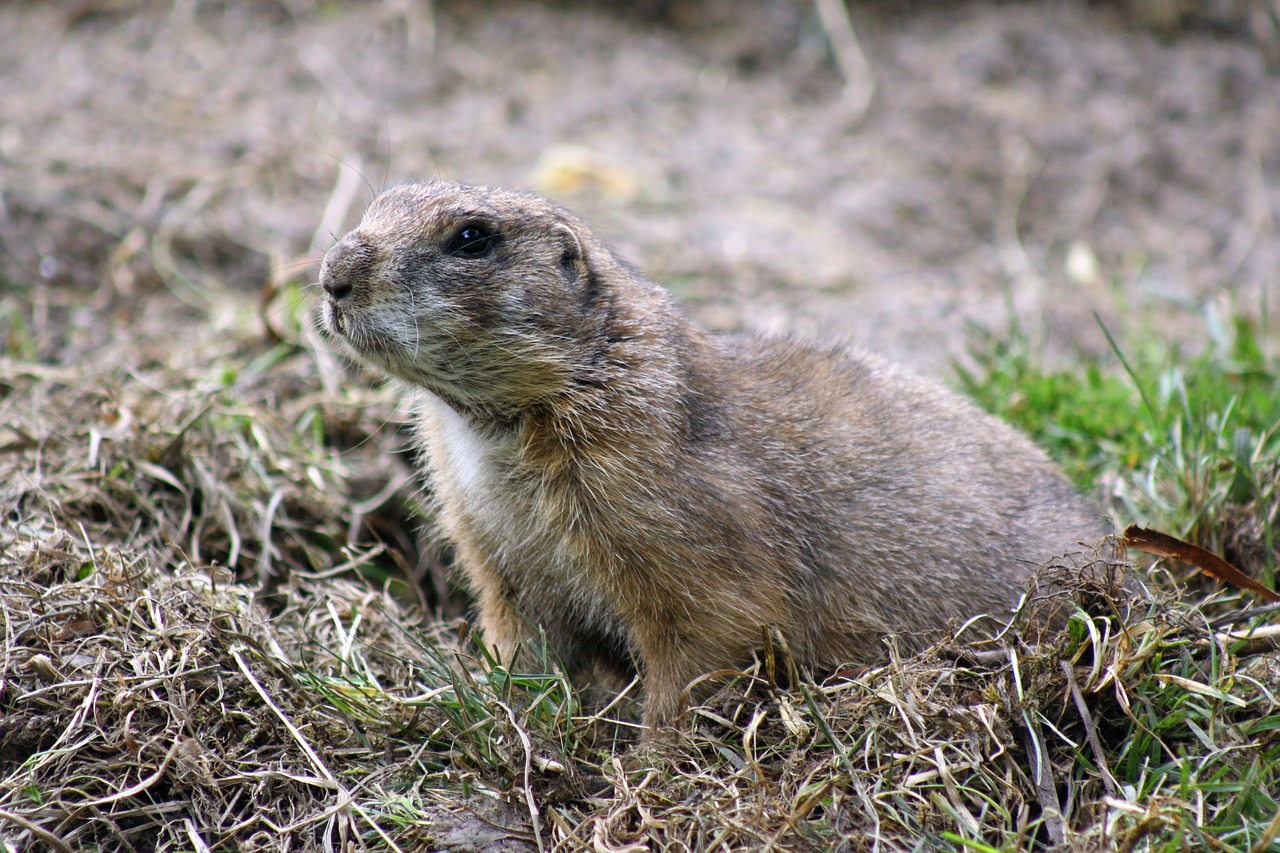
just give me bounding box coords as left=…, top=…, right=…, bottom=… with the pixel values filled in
left=1123, top=525, right=1280, bottom=603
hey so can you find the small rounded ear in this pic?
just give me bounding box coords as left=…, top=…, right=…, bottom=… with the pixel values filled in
left=552, top=223, right=588, bottom=284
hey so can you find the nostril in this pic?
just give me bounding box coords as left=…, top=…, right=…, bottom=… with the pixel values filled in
left=322, top=275, right=353, bottom=302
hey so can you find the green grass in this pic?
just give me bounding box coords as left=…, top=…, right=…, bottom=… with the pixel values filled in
left=943, top=306, right=1280, bottom=851
left=957, top=310, right=1280, bottom=581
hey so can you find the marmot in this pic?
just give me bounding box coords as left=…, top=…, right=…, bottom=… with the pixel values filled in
left=319, top=181, right=1103, bottom=730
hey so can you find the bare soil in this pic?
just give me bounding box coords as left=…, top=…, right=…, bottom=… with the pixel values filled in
left=2, top=0, right=1277, bottom=369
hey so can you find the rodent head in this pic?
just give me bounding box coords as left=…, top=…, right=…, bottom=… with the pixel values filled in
left=319, top=181, right=610, bottom=417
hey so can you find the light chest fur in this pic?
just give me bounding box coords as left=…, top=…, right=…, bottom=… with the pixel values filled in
left=414, top=393, right=628, bottom=662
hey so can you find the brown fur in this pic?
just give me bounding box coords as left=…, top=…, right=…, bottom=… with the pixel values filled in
left=319, top=181, right=1104, bottom=729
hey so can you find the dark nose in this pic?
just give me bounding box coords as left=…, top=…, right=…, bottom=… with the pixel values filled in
left=320, top=235, right=375, bottom=303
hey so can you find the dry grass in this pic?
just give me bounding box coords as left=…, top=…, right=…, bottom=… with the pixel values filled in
left=3, top=292, right=1278, bottom=851
left=570, top=556, right=1280, bottom=852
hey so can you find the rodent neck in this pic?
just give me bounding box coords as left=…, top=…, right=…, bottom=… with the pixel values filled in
left=431, top=268, right=717, bottom=467
left=522, top=314, right=718, bottom=475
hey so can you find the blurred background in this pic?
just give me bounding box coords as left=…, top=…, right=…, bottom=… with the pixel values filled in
left=1, top=0, right=1277, bottom=370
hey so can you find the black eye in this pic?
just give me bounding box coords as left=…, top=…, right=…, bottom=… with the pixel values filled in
left=444, top=223, right=498, bottom=259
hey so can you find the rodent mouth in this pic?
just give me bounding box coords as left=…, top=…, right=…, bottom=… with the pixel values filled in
left=328, top=302, right=347, bottom=336
left=323, top=301, right=417, bottom=381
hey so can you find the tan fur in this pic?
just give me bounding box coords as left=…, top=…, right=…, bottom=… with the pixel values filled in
left=319, top=181, right=1104, bottom=730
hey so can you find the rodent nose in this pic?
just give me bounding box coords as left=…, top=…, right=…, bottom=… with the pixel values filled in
left=320, top=235, right=375, bottom=303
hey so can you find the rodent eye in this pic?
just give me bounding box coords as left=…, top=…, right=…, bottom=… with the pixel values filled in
left=444, top=223, right=498, bottom=259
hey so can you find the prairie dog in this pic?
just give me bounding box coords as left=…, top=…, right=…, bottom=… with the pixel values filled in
left=319, top=181, right=1102, bottom=729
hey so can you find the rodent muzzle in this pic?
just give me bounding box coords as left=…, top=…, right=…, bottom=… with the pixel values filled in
left=319, top=234, right=378, bottom=305
left=320, top=235, right=381, bottom=338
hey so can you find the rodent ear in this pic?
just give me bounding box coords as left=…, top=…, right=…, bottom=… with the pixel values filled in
left=552, top=223, right=588, bottom=285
